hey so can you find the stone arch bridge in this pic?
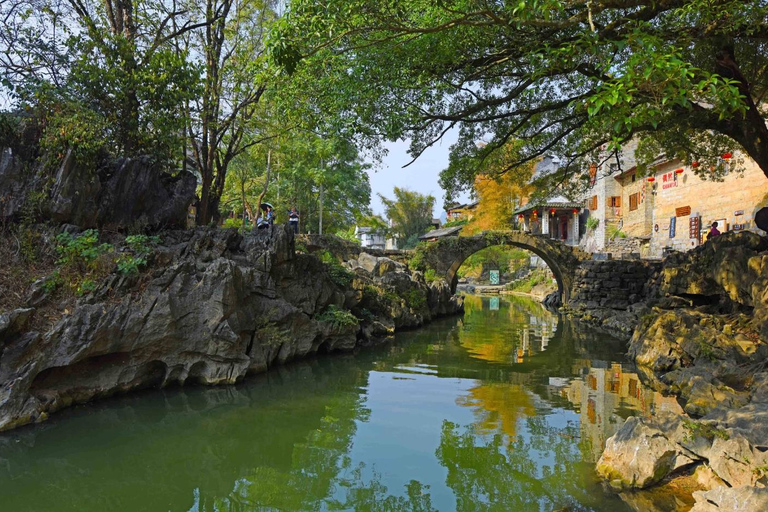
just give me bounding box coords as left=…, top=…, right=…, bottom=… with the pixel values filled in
left=415, top=231, right=591, bottom=304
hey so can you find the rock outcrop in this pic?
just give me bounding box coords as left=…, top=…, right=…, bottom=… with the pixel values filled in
left=0, top=227, right=462, bottom=432
left=1, top=146, right=196, bottom=230
left=596, top=232, right=768, bottom=504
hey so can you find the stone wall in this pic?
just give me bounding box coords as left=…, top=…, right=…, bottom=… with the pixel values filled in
left=569, top=259, right=661, bottom=310
left=603, top=236, right=650, bottom=258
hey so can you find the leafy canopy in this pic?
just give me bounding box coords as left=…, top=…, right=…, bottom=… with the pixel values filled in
left=271, top=0, right=768, bottom=199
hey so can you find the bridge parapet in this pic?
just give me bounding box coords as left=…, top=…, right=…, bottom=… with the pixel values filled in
left=297, top=234, right=411, bottom=264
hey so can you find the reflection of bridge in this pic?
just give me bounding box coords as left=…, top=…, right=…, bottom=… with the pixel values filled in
left=415, top=231, right=590, bottom=304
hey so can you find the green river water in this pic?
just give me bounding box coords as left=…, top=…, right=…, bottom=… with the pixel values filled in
left=0, top=295, right=684, bottom=512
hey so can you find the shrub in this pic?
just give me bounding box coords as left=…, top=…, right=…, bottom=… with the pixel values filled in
left=424, top=268, right=439, bottom=283
left=320, top=251, right=353, bottom=288
left=117, top=235, right=161, bottom=275
left=222, top=217, right=243, bottom=229
left=403, top=289, right=427, bottom=310
left=586, top=216, right=599, bottom=231
left=55, top=230, right=114, bottom=271
left=316, top=305, right=359, bottom=330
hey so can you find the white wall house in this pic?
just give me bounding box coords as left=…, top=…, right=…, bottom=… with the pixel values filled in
left=354, top=226, right=387, bottom=249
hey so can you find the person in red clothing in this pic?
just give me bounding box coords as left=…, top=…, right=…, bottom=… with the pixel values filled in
left=708, top=221, right=721, bottom=239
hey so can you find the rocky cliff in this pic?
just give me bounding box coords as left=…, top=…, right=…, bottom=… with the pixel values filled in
left=0, top=226, right=462, bottom=432
left=594, top=232, right=768, bottom=510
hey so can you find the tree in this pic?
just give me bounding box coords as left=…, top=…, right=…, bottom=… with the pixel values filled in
left=379, top=187, right=434, bottom=249
left=270, top=1, right=768, bottom=200
left=1, top=0, right=202, bottom=158
left=218, top=130, right=372, bottom=233
left=462, top=143, right=535, bottom=235
left=188, top=0, right=277, bottom=225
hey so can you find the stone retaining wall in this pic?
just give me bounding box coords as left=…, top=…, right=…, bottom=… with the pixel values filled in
left=569, top=259, right=661, bottom=310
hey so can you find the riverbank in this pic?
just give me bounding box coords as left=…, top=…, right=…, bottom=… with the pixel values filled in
left=564, top=233, right=768, bottom=510
left=0, top=225, right=462, bottom=432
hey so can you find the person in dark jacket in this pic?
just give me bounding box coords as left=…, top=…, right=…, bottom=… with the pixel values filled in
left=289, top=208, right=300, bottom=233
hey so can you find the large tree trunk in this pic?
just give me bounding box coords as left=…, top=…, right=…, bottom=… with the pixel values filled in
left=715, top=48, right=768, bottom=178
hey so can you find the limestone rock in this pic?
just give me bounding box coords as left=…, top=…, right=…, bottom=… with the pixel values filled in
left=691, top=485, right=768, bottom=512
left=97, top=156, right=196, bottom=230
left=597, top=413, right=700, bottom=490
left=47, top=150, right=101, bottom=227
left=357, top=252, right=379, bottom=273
left=0, top=226, right=462, bottom=432
left=0, top=308, right=34, bottom=342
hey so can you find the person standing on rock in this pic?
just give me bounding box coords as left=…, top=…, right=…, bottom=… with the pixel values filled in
left=289, top=207, right=300, bottom=233
left=708, top=221, right=721, bottom=239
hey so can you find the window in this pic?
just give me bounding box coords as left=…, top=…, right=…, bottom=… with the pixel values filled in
left=631, top=173, right=636, bottom=183
left=589, top=195, right=598, bottom=210
left=629, top=193, right=639, bottom=211
left=609, top=196, right=621, bottom=207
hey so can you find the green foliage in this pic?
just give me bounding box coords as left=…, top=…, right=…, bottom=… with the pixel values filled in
left=442, top=219, right=468, bottom=228
left=402, top=289, right=426, bottom=311
left=219, top=132, right=373, bottom=234
left=506, top=269, right=553, bottom=294
left=354, top=307, right=376, bottom=323
left=457, top=246, right=530, bottom=281
left=682, top=419, right=729, bottom=443
left=55, top=230, right=114, bottom=270
left=379, top=188, right=435, bottom=247
left=223, top=217, right=244, bottom=230
left=117, top=235, right=161, bottom=275
left=36, top=95, right=108, bottom=170
left=606, top=224, right=627, bottom=239
left=271, top=0, right=768, bottom=198
left=255, top=321, right=291, bottom=347
left=423, top=268, right=438, bottom=283
left=335, top=227, right=361, bottom=245
left=586, top=217, right=599, bottom=231
left=320, top=251, right=354, bottom=288
left=409, top=245, right=427, bottom=271
left=316, top=304, right=359, bottom=330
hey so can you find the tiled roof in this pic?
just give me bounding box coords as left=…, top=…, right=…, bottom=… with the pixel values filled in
left=418, top=226, right=463, bottom=240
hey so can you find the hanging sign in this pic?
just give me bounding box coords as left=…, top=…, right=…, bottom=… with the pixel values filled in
left=669, top=217, right=676, bottom=238
left=489, top=270, right=500, bottom=285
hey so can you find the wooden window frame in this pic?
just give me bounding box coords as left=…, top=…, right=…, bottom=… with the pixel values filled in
left=629, top=193, right=639, bottom=211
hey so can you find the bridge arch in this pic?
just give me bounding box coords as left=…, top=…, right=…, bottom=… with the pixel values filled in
left=415, top=231, right=589, bottom=304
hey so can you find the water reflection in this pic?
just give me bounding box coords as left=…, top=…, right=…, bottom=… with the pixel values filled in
left=0, top=295, right=677, bottom=511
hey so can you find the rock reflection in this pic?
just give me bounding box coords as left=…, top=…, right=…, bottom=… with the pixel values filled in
left=1, top=295, right=660, bottom=512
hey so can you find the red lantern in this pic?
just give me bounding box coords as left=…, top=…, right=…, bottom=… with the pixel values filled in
left=550, top=209, right=555, bottom=215
left=722, top=152, right=732, bottom=160
left=572, top=209, right=579, bottom=214
left=518, top=214, right=524, bottom=221
left=647, top=176, right=656, bottom=182
left=691, top=161, right=700, bottom=168
left=674, top=168, right=684, bottom=174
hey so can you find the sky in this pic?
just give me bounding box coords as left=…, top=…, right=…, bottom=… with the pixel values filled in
left=366, top=132, right=471, bottom=221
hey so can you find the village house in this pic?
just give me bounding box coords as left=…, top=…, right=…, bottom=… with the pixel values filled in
left=582, top=146, right=768, bottom=258
left=445, top=201, right=479, bottom=222
left=354, top=225, right=387, bottom=249
left=513, top=195, right=584, bottom=246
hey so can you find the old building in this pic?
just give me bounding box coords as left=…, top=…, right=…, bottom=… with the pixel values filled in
left=513, top=195, right=583, bottom=246
left=582, top=147, right=768, bottom=258
left=354, top=226, right=387, bottom=249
